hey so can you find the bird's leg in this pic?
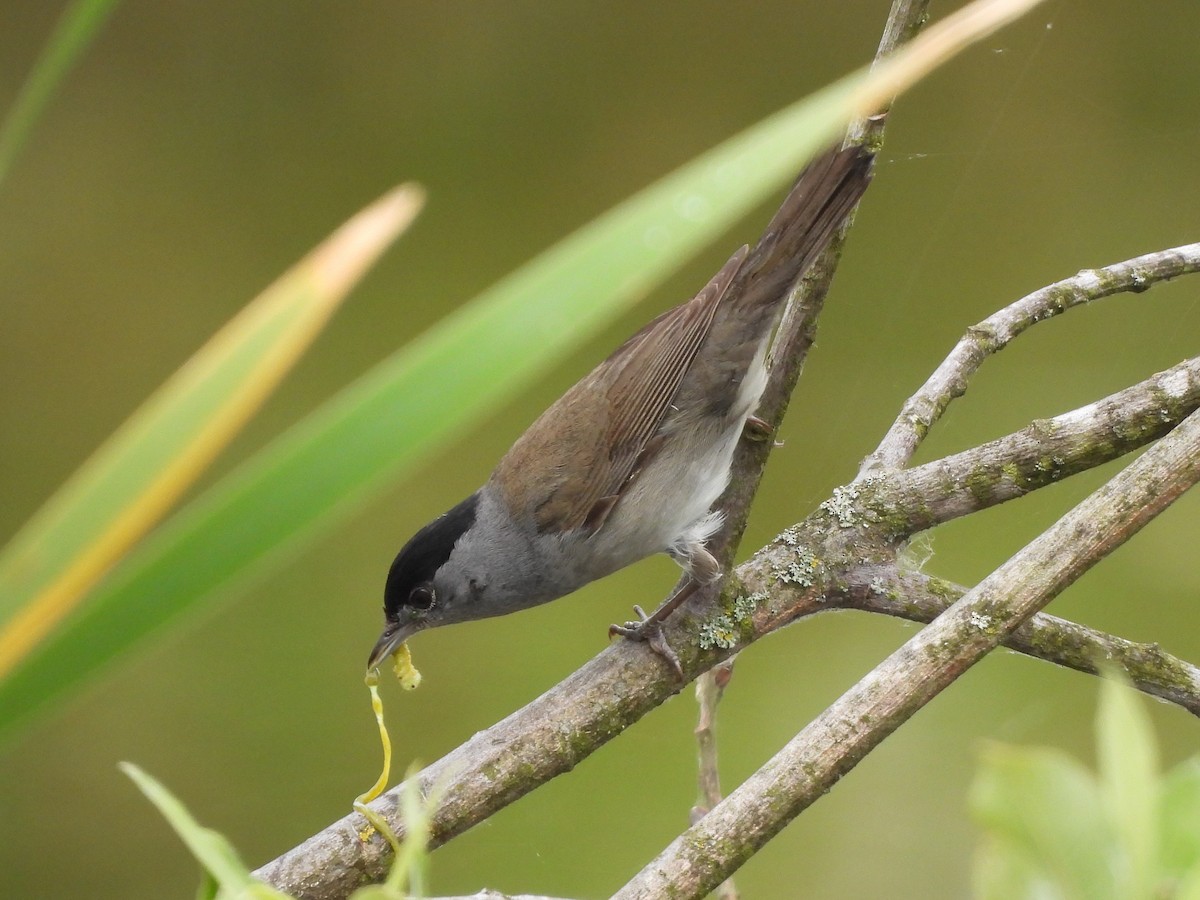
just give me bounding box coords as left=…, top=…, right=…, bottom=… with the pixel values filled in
left=609, top=542, right=722, bottom=679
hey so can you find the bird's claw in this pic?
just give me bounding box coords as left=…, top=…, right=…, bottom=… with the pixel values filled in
left=609, top=608, right=684, bottom=679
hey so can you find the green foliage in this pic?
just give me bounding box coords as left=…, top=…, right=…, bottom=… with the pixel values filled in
left=123, top=763, right=437, bottom=899
left=972, top=677, right=1200, bottom=899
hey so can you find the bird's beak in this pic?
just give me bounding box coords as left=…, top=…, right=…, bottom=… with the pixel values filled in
left=367, top=620, right=418, bottom=673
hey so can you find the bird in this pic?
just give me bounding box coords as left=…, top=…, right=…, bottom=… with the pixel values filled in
left=368, top=144, right=873, bottom=677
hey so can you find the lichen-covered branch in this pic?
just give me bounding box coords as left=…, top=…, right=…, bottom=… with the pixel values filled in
left=837, top=566, right=1200, bottom=716
left=859, top=242, right=1200, bottom=475
left=614, top=407, right=1200, bottom=900
left=877, top=355, right=1200, bottom=532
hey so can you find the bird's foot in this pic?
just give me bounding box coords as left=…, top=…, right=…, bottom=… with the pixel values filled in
left=609, top=606, right=684, bottom=679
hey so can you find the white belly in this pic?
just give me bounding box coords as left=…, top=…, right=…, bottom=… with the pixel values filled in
left=583, top=339, right=770, bottom=577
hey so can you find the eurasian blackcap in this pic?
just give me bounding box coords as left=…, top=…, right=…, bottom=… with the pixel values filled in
left=369, top=145, right=873, bottom=676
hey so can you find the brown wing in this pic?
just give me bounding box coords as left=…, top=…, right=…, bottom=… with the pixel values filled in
left=597, top=247, right=749, bottom=496
left=491, top=247, right=747, bottom=534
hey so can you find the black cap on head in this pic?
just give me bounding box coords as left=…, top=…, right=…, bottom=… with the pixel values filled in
left=383, top=492, right=479, bottom=619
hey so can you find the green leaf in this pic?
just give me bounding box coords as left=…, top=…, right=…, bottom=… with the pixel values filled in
left=120, top=763, right=293, bottom=899
left=0, top=0, right=122, bottom=187
left=0, top=0, right=1047, bottom=740
left=971, top=743, right=1118, bottom=900
left=1097, top=675, right=1160, bottom=898
left=0, top=185, right=423, bottom=686
left=1161, top=758, right=1200, bottom=877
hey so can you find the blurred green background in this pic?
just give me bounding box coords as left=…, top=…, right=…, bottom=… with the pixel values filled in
left=2, top=1, right=1199, bottom=897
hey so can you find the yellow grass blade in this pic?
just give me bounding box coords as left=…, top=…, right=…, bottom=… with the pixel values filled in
left=0, top=184, right=425, bottom=679
left=849, top=0, right=1044, bottom=118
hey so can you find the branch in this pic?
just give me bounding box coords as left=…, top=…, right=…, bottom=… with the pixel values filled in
left=859, top=242, right=1200, bottom=475
left=835, top=566, right=1200, bottom=716
left=614, top=406, right=1200, bottom=899
left=880, top=354, right=1200, bottom=532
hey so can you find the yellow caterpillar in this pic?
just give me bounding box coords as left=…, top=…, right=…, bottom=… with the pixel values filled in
left=354, top=643, right=422, bottom=852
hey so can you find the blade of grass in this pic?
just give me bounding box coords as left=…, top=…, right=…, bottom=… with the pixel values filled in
left=0, top=184, right=425, bottom=680
left=0, top=0, right=1045, bottom=741
left=121, top=763, right=293, bottom=899
left=0, top=0, right=122, bottom=188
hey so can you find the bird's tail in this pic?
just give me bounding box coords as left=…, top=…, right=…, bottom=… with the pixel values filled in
left=729, top=143, right=874, bottom=318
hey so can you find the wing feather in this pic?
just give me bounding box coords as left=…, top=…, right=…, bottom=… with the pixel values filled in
left=493, top=247, right=746, bottom=534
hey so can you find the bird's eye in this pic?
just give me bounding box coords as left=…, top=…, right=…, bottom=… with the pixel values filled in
left=407, top=583, right=436, bottom=610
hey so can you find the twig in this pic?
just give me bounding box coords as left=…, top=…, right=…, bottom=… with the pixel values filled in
left=705, top=0, right=930, bottom=569
left=859, top=242, right=1200, bottom=475
left=672, top=8, right=927, bottom=900
left=613, top=407, right=1200, bottom=900
left=692, top=661, right=738, bottom=900
left=693, top=663, right=733, bottom=816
